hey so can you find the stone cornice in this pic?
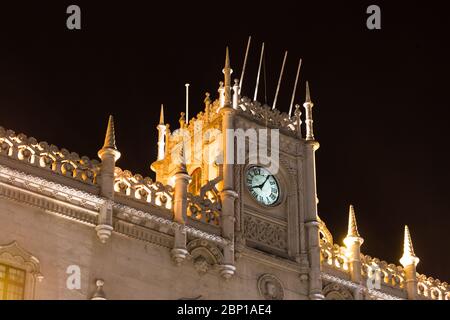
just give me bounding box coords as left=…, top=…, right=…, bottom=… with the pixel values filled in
left=113, top=202, right=230, bottom=247
left=0, top=163, right=229, bottom=247
left=321, top=272, right=404, bottom=300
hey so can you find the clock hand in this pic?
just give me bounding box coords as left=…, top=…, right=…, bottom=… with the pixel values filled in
left=253, top=175, right=270, bottom=190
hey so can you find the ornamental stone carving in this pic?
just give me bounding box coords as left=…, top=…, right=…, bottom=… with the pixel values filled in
left=187, top=239, right=224, bottom=275
left=323, top=283, right=354, bottom=300
left=244, top=215, right=287, bottom=251
left=258, top=274, right=284, bottom=300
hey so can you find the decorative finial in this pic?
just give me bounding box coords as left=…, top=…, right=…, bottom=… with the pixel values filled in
left=204, top=92, right=211, bottom=107
left=98, top=115, right=121, bottom=161
left=303, top=81, right=315, bottom=141
left=222, top=47, right=232, bottom=108
left=347, top=205, right=360, bottom=238
left=294, top=104, right=301, bottom=117
left=91, top=279, right=106, bottom=300
left=294, top=104, right=302, bottom=138
left=179, top=112, right=186, bottom=128
left=305, top=81, right=311, bottom=103
left=159, top=104, right=165, bottom=125
left=400, top=225, right=420, bottom=267
left=344, top=205, right=364, bottom=248
left=344, top=204, right=363, bottom=248
left=103, top=115, right=117, bottom=150
left=233, top=79, right=240, bottom=109
left=204, top=92, right=211, bottom=122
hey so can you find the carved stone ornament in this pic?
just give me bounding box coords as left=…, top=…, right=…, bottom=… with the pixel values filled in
left=91, top=279, right=107, bottom=300
left=257, top=274, right=284, bottom=300
left=323, top=282, right=354, bottom=300
left=187, top=239, right=224, bottom=275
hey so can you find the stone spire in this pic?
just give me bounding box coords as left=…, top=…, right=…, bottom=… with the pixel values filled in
left=222, top=47, right=233, bottom=109
left=98, top=115, right=121, bottom=163
left=343, top=205, right=364, bottom=292
left=159, top=104, right=165, bottom=125
left=400, top=225, right=420, bottom=300
left=303, top=81, right=315, bottom=141
left=99, top=115, right=120, bottom=160
left=305, top=80, right=311, bottom=103
left=344, top=205, right=364, bottom=247
left=347, top=204, right=361, bottom=238
left=156, top=105, right=167, bottom=161
left=400, top=225, right=420, bottom=267
left=96, top=115, right=121, bottom=243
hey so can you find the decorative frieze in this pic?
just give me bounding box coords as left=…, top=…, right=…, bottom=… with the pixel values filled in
left=244, top=214, right=287, bottom=252
left=114, top=219, right=174, bottom=248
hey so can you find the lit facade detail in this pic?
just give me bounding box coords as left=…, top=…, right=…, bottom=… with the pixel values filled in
left=0, top=49, right=448, bottom=300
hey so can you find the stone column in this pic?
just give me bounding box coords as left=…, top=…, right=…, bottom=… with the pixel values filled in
left=400, top=225, right=419, bottom=300
left=96, top=115, right=121, bottom=243
left=218, top=47, right=238, bottom=279
left=304, top=140, right=323, bottom=299
left=302, top=82, right=323, bottom=299
left=171, top=147, right=191, bottom=266
left=344, top=205, right=364, bottom=299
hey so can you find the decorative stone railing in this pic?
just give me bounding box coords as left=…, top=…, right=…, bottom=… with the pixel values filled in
left=236, top=97, right=299, bottom=135
left=361, top=255, right=405, bottom=290
left=187, top=176, right=222, bottom=226
left=320, top=239, right=405, bottom=290
left=0, top=127, right=99, bottom=185
left=417, top=274, right=450, bottom=300
left=320, top=239, right=349, bottom=272
left=320, top=237, right=449, bottom=300
left=114, top=167, right=173, bottom=210
left=187, top=193, right=220, bottom=226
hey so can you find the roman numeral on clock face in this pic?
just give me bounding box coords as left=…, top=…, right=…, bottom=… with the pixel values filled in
left=246, top=166, right=280, bottom=206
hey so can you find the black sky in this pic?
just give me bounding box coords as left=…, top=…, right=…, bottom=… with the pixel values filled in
left=0, top=1, right=449, bottom=280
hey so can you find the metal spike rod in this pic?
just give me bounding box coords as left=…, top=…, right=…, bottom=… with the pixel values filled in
left=253, top=42, right=265, bottom=101
left=239, top=36, right=251, bottom=95
left=288, top=58, right=302, bottom=117
left=185, top=83, right=190, bottom=124
left=272, top=50, right=288, bottom=110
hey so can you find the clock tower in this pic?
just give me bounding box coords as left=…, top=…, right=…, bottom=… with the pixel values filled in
left=151, top=48, right=324, bottom=299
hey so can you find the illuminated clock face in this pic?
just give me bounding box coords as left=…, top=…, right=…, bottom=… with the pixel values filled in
left=246, top=166, right=280, bottom=206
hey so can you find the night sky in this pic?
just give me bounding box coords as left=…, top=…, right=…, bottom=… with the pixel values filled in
left=0, top=1, right=449, bottom=280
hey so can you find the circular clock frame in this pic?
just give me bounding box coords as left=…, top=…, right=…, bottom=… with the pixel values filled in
left=245, top=165, right=282, bottom=207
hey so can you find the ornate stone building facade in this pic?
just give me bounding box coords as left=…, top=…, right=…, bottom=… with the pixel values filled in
left=0, top=49, right=448, bottom=300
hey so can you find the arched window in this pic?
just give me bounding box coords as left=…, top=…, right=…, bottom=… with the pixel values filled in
left=0, top=241, right=43, bottom=300
left=0, top=263, right=26, bottom=300
left=188, top=168, right=202, bottom=195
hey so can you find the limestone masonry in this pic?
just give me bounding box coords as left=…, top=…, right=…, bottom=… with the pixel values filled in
left=0, top=49, right=448, bottom=300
